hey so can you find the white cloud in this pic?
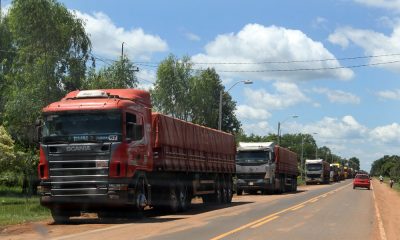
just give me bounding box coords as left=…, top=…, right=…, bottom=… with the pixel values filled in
left=370, top=123, right=400, bottom=143
left=312, top=17, right=328, bottom=29
left=242, top=121, right=271, bottom=136
left=185, top=32, right=201, bottom=41
left=235, top=105, right=271, bottom=120
left=354, top=0, right=400, bottom=11
left=313, top=87, right=361, bottom=104
left=73, top=11, right=168, bottom=60
left=290, top=115, right=368, bottom=140
left=192, top=23, right=353, bottom=81
left=328, top=25, right=400, bottom=72
left=136, top=69, right=156, bottom=90
left=376, top=89, right=400, bottom=100
left=244, top=82, right=310, bottom=110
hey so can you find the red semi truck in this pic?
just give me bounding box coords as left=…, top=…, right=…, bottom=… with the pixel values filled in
left=36, top=89, right=235, bottom=222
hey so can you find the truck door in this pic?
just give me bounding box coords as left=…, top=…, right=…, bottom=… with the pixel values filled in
left=125, top=112, right=147, bottom=174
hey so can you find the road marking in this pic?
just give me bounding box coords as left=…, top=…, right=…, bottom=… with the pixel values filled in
left=290, top=205, right=305, bottom=211
left=210, top=182, right=352, bottom=240
left=321, top=194, right=327, bottom=198
left=310, top=198, right=319, bottom=203
left=371, top=182, right=387, bottom=240
left=250, top=216, right=279, bottom=228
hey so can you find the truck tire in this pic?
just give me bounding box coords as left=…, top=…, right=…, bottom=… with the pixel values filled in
left=221, top=177, right=228, bottom=203
left=236, top=188, right=243, bottom=196
left=51, top=208, right=73, bottom=224
left=177, top=181, right=190, bottom=212
left=167, top=183, right=180, bottom=213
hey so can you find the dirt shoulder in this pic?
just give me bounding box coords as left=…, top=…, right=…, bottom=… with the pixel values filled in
left=372, top=178, right=400, bottom=240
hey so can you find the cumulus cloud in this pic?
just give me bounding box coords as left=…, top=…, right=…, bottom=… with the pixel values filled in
left=244, top=82, right=310, bottom=110
left=235, top=105, right=271, bottom=120
left=294, top=115, right=368, bottom=140
left=328, top=25, right=400, bottom=72
left=192, top=23, right=353, bottom=81
left=354, top=0, right=400, bottom=11
left=313, top=88, right=361, bottom=104
left=376, top=89, right=400, bottom=100
left=370, top=123, right=400, bottom=143
left=136, top=69, right=156, bottom=90
left=73, top=11, right=168, bottom=61
left=241, top=121, right=271, bottom=136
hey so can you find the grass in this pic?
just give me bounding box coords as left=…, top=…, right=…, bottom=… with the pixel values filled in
left=0, top=185, right=50, bottom=226
left=297, top=176, right=305, bottom=186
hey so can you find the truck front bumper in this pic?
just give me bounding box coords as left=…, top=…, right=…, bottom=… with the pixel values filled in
left=236, top=179, right=269, bottom=190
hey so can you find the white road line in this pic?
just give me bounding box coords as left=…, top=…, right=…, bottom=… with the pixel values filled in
left=372, top=182, right=387, bottom=240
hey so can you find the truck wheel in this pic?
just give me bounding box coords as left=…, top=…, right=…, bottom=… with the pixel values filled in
left=167, top=184, right=180, bottom=213
left=221, top=178, right=228, bottom=203
left=236, top=188, right=243, bottom=196
left=51, top=208, right=72, bottom=224
left=177, top=182, right=190, bottom=212
left=226, top=181, right=233, bottom=203
left=211, top=179, right=222, bottom=204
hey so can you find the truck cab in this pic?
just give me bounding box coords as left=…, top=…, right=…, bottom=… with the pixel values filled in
left=236, top=142, right=275, bottom=194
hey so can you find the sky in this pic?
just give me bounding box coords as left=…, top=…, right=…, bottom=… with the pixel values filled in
left=2, top=0, right=400, bottom=171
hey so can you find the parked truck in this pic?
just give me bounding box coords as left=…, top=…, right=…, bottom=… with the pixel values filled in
left=235, top=142, right=298, bottom=195
left=36, top=89, right=236, bottom=223
left=330, top=163, right=339, bottom=182
left=305, top=159, right=330, bottom=184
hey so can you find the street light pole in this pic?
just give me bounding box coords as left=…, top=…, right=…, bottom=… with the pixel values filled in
left=277, top=115, right=298, bottom=145
left=313, top=132, right=318, bottom=159
left=218, top=80, right=253, bottom=130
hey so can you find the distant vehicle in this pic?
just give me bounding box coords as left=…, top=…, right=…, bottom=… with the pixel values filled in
left=235, top=142, right=298, bottom=195
left=329, top=164, right=339, bottom=182
left=36, top=89, right=236, bottom=223
left=353, top=174, right=371, bottom=190
left=305, top=159, right=330, bottom=184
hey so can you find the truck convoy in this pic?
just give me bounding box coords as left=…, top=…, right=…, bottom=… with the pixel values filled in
left=305, top=159, right=330, bottom=184
left=36, top=89, right=236, bottom=223
left=235, top=142, right=298, bottom=195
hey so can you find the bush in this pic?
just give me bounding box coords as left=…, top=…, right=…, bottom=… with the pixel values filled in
left=0, top=171, right=20, bottom=187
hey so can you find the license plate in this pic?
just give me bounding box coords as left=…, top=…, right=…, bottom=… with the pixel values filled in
left=249, top=182, right=254, bottom=186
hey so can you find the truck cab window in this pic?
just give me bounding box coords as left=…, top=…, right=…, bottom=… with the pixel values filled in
left=126, top=113, right=143, bottom=142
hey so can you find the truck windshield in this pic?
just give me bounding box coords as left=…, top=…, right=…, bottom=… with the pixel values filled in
left=236, top=151, right=270, bottom=164
left=41, top=111, right=122, bottom=143
left=306, top=164, right=322, bottom=171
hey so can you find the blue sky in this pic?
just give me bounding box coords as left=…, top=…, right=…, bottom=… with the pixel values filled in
left=3, top=0, right=400, bottom=170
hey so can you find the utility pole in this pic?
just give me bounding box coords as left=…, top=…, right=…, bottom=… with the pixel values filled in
left=301, top=134, right=304, bottom=180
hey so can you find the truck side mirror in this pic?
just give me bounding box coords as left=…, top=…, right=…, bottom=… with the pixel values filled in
left=34, top=119, right=42, bottom=144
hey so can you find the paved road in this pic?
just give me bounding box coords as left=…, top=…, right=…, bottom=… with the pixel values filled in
left=53, top=179, right=375, bottom=240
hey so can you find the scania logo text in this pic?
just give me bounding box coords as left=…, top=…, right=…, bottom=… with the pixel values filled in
left=65, top=146, right=91, bottom=152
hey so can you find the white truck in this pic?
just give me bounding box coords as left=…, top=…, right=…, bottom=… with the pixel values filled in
left=305, top=159, right=330, bottom=184
left=235, top=142, right=298, bottom=195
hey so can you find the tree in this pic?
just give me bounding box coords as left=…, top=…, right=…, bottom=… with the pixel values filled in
left=348, top=157, right=360, bottom=170
left=84, top=57, right=138, bottom=89
left=151, top=54, right=192, bottom=120
left=0, top=125, right=15, bottom=170
left=151, top=55, right=241, bottom=133
left=3, top=0, right=91, bottom=146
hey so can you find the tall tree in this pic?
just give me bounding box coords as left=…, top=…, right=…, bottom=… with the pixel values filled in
left=151, top=54, right=193, bottom=120
left=0, top=125, right=16, bottom=171
left=84, top=57, right=138, bottom=89
left=3, top=0, right=91, bottom=145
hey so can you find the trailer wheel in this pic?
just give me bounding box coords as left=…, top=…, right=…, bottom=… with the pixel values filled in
left=167, top=184, right=180, bottom=212
left=236, top=188, right=243, bottom=196
left=177, top=181, right=190, bottom=212
left=226, top=179, right=233, bottom=203
left=221, top=178, right=228, bottom=203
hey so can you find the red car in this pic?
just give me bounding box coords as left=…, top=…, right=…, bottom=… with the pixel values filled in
left=353, top=174, right=370, bottom=190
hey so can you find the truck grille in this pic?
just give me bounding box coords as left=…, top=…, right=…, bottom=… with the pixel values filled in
left=47, top=144, right=111, bottom=197
left=307, top=174, right=321, bottom=178
left=237, top=173, right=266, bottom=180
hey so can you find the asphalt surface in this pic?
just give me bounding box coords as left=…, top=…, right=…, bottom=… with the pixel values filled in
left=51, top=179, right=374, bottom=240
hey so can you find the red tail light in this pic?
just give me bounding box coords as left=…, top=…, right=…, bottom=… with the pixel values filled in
left=109, top=144, right=127, bottom=178
left=38, top=147, right=49, bottom=180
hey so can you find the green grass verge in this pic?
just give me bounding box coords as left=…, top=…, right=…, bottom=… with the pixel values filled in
left=0, top=186, right=50, bottom=226
left=297, top=176, right=305, bottom=186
